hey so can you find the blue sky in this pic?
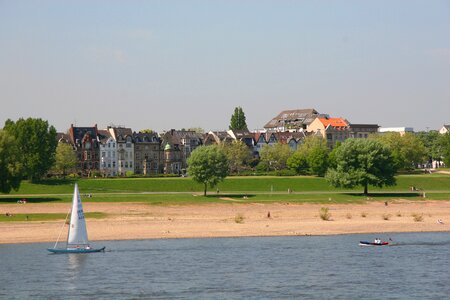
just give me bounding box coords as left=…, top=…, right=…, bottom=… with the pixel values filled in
left=1, top=1, right=449, bottom=132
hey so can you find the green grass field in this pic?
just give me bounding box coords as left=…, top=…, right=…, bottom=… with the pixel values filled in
left=1, top=174, right=449, bottom=205
left=0, top=212, right=107, bottom=222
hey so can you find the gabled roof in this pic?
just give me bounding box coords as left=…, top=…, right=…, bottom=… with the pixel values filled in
left=108, top=126, right=133, bottom=141
left=97, top=129, right=112, bottom=144
left=133, top=131, right=160, bottom=143
left=318, top=118, right=349, bottom=130
left=68, top=124, right=98, bottom=144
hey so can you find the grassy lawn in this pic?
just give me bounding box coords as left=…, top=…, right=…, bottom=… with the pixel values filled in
left=1, top=192, right=450, bottom=205
left=0, top=212, right=107, bottom=222
left=4, top=174, right=450, bottom=195
left=1, top=174, right=449, bottom=205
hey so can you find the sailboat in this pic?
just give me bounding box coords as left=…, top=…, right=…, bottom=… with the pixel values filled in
left=48, top=183, right=105, bottom=254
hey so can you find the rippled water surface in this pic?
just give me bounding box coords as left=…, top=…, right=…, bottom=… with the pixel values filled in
left=2, top=233, right=450, bottom=299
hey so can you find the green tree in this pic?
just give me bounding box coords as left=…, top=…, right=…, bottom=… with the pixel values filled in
left=221, top=140, right=252, bottom=174
left=372, top=132, right=427, bottom=170
left=0, top=130, right=23, bottom=193
left=187, top=145, right=229, bottom=196
left=4, top=118, right=57, bottom=181
left=54, top=143, right=77, bottom=177
left=229, top=107, right=248, bottom=131
left=287, top=151, right=308, bottom=174
left=416, top=130, right=444, bottom=164
left=140, top=129, right=154, bottom=134
left=259, top=143, right=291, bottom=171
left=187, top=127, right=205, bottom=134
left=287, top=136, right=329, bottom=176
left=325, top=139, right=396, bottom=195
left=439, top=133, right=450, bottom=166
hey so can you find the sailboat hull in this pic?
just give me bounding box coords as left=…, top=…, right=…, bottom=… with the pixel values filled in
left=47, top=247, right=105, bottom=254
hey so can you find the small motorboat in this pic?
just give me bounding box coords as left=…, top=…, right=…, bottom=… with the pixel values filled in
left=359, top=240, right=389, bottom=246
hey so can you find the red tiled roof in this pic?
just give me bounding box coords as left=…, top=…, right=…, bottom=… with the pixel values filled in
left=319, top=118, right=348, bottom=129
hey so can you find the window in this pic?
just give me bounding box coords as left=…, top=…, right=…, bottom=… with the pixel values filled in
left=102, top=152, right=106, bottom=158
left=130, top=162, right=133, bottom=168
left=113, top=162, right=116, bottom=168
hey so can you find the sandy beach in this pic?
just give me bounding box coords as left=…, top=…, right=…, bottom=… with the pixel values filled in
left=1, top=200, right=450, bottom=244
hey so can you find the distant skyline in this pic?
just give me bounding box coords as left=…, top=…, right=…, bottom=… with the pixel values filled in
left=1, top=1, right=449, bottom=132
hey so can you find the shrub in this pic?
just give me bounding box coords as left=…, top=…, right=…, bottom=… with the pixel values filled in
left=125, top=171, right=135, bottom=177
left=396, top=212, right=402, bottom=217
left=361, top=212, right=367, bottom=218
left=346, top=213, right=352, bottom=219
left=234, top=213, right=245, bottom=224
left=412, top=213, right=424, bottom=222
left=274, top=169, right=297, bottom=176
left=382, top=213, right=391, bottom=220
left=320, top=207, right=331, bottom=221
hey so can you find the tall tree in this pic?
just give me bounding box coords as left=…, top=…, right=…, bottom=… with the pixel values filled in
left=187, top=145, right=229, bottom=196
left=220, top=140, right=252, bottom=174
left=54, top=143, right=77, bottom=177
left=372, top=132, right=427, bottom=170
left=0, top=130, right=22, bottom=193
left=325, top=139, right=396, bottom=195
left=4, top=118, right=57, bottom=181
left=229, top=107, right=248, bottom=131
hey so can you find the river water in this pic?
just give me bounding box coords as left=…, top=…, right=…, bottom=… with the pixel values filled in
left=1, top=232, right=450, bottom=299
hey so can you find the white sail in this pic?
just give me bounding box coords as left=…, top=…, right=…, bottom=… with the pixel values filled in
left=67, top=184, right=89, bottom=246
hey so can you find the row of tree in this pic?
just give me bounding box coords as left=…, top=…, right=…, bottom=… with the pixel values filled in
left=222, top=132, right=450, bottom=177
left=187, top=132, right=450, bottom=195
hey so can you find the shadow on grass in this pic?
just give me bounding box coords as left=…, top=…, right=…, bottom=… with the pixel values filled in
left=32, top=179, right=75, bottom=186
left=0, top=197, right=63, bottom=204
left=206, top=194, right=256, bottom=199
left=344, top=193, right=422, bottom=198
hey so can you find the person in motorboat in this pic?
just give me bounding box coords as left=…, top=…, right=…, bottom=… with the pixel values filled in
left=374, top=238, right=381, bottom=244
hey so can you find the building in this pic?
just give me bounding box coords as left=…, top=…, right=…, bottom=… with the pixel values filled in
left=108, top=126, right=134, bottom=176
left=439, top=125, right=450, bottom=135
left=98, top=129, right=118, bottom=177
left=252, top=131, right=306, bottom=155
left=378, top=127, right=414, bottom=136
left=160, top=129, right=185, bottom=174
left=133, top=131, right=161, bottom=175
left=203, top=131, right=234, bottom=145
left=264, top=108, right=327, bottom=132
left=308, top=117, right=350, bottom=146
left=227, top=129, right=255, bottom=148
left=68, top=124, right=100, bottom=176
left=176, top=130, right=203, bottom=159
left=308, top=118, right=378, bottom=147
left=348, top=124, right=379, bottom=139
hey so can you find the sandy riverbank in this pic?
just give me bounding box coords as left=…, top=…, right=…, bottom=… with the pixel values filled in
left=1, top=200, right=450, bottom=244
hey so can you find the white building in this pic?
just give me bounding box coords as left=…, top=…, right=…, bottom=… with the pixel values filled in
left=108, top=126, right=134, bottom=176
left=439, top=125, right=450, bottom=135
left=98, top=130, right=118, bottom=177
left=378, top=127, right=414, bottom=136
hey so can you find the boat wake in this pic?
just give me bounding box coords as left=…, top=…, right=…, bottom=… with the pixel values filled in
left=388, top=241, right=450, bottom=247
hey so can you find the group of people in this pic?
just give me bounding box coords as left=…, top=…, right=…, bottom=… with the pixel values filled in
left=374, top=238, right=382, bottom=244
